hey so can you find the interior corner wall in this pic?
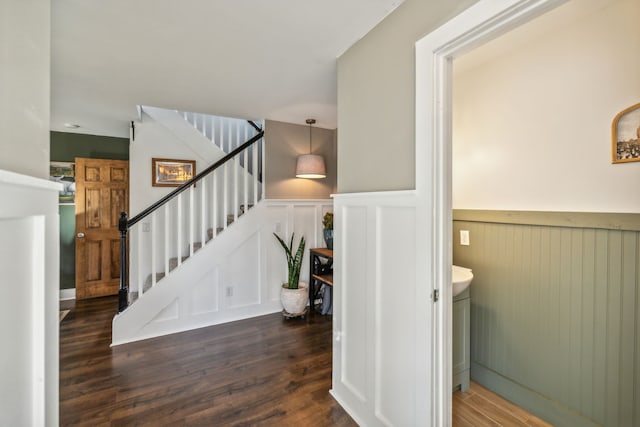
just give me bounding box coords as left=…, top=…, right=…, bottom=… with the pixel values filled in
left=50, top=131, right=130, bottom=290
left=264, top=120, right=336, bottom=199
left=336, top=0, right=478, bottom=194
left=452, top=0, right=640, bottom=213
left=0, top=0, right=50, bottom=180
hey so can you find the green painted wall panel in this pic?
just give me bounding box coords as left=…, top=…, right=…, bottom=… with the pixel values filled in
left=58, top=204, right=76, bottom=289
left=580, top=228, right=595, bottom=420
left=51, top=131, right=129, bottom=290
left=50, top=131, right=129, bottom=162
left=593, top=229, right=609, bottom=423
left=636, top=250, right=640, bottom=427
left=606, top=231, right=622, bottom=427
left=620, top=232, right=636, bottom=426
left=453, top=213, right=639, bottom=427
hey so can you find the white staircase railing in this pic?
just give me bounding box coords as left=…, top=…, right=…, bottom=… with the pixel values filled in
left=178, top=111, right=262, bottom=154
left=118, top=130, right=264, bottom=312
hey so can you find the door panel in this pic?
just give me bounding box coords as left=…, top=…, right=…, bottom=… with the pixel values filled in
left=86, top=241, right=102, bottom=281
left=85, top=188, right=101, bottom=228
left=75, top=158, right=129, bottom=299
left=109, top=240, right=121, bottom=279
left=110, top=189, right=127, bottom=226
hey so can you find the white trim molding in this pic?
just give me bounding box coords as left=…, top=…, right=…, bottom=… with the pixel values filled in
left=414, top=0, right=567, bottom=424
left=59, top=288, right=76, bottom=301
left=0, top=169, right=61, bottom=426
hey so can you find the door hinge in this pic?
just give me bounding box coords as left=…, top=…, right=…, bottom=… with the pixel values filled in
left=432, top=289, right=439, bottom=302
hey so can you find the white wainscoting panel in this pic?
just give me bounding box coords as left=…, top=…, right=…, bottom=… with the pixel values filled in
left=331, top=191, right=431, bottom=427
left=152, top=299, right=179, bottom=323
left=341, top=205, right=368, bottom=402
left=0, top=169, right=61, bottom=426
left=223, top=231, right=261, bottom=308
left=376, top=206, right=417, bottom=426
left=112, top=199, right=333, bottom=345
left=191, top=268, right=219, bottom=315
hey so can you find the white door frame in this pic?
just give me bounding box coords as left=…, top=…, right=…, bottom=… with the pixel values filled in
left=415, top=0, right=567, bottom=424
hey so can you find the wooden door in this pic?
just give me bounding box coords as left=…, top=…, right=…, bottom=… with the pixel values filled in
left=75, top=158, right=129, bottom=299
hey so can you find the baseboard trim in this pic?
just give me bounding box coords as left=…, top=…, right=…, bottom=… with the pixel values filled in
left=59, top=288, right=76, bottom=301
left=329, top=389, right=367, bottom=427
left=471, top=362, right=600, bottom=427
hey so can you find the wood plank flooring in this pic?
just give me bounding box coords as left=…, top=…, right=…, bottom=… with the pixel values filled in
left=59, top=296, right=355, bottom=426
left=453, top=382, right=553, bottom=427
left=60, top=296, right=552, bottom=426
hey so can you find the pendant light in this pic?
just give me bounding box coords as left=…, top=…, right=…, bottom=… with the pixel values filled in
left=296, top=119, right=326, bottom=179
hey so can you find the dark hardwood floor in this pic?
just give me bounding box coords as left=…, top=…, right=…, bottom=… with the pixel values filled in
left=61, top=297, right=551, bottom=426
left=59, top=296, right=356, bottom=426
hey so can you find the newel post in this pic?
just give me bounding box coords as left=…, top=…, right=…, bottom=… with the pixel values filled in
left=118, top=211, right=129, bottom=313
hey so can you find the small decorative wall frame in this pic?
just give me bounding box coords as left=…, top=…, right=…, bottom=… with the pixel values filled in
left=152, top=158, right=196, bottom=187
left=612, top=102, right=640, bottom=163
left=49, top=161, right=76, bottom=204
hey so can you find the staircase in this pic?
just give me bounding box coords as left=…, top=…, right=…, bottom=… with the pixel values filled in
left=113, top=108, right=265, bottom=343
left=122, top=132, right=264, bottom=308
left=112, top=108, right=333, bottom=346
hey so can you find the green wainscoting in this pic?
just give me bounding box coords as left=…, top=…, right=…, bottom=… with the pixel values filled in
left=52, top=131, right=129, bottom=290
left=453, top=210, right=640, bottom=427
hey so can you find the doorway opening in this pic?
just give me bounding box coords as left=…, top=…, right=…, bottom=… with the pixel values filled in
left=414, top=0, right=569, bottom=424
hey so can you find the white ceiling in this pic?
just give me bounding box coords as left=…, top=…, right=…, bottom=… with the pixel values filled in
left=51, top=0, right=403, bottom=138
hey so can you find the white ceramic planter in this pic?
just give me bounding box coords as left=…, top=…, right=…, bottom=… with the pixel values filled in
left=280, top=282, right=308, bottom=315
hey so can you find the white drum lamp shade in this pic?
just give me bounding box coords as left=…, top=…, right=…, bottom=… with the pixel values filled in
left=296, top=118, right=326, bottom=179
left=296, top=154, right=326, bottom=178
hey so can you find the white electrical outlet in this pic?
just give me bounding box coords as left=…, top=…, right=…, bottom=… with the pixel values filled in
left=225, top=287, right=233, bottom=297
left=275, top=222, right=281, bottom=232
left=460, top=230, right=470, bottom=246
left=142, top=222, right=150, bottom=232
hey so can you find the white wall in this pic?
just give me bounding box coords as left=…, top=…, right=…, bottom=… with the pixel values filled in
left=453, top=0, right=640, bottom=212
left=0, top=0, right=50, bottom=179
left=130, top=110, right=215, bottom=215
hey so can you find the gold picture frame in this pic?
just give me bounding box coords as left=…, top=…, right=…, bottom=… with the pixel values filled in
left=152, top=158, right=196, bottom=187
left=612, top=102, right=640, bottom=163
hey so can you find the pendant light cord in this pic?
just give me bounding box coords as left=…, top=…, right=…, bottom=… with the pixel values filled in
left=306, top=118, right=316, bottom=154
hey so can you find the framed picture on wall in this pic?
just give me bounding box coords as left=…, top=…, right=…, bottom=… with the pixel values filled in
left=612, top=102, right=640, bottom=163
left=152, top=158, right=196, bottom=187
left=49, top=161, right=76, bottom=204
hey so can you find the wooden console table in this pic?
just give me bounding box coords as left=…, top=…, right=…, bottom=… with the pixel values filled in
left=309, top=248, right=333, bottom=313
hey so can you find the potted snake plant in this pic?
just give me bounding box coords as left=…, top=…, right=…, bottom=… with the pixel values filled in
left=273, top=232, right=307, bottom=315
